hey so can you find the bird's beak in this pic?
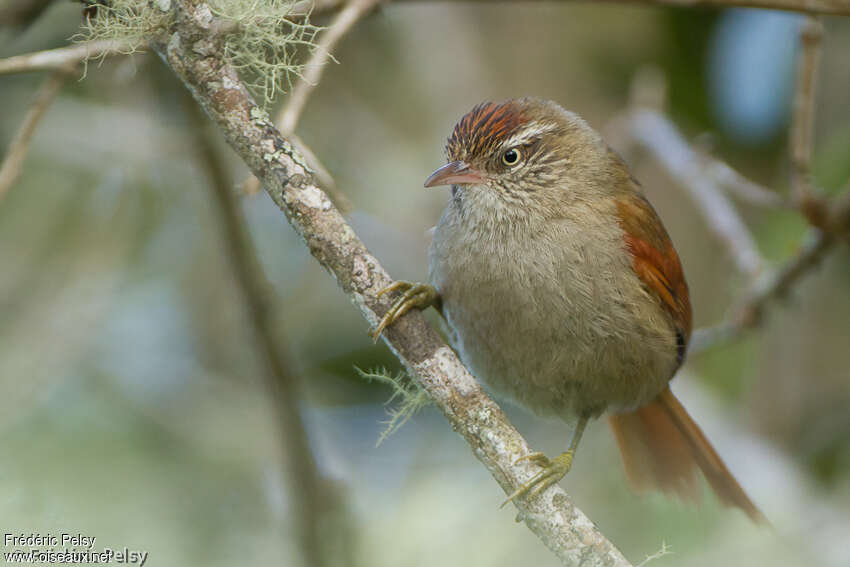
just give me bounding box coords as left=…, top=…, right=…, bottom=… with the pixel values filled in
left=424, top=161, right=483, bottom=188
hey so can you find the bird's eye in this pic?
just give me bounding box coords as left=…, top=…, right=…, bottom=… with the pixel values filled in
left=501, top=148, right=521, bottom=166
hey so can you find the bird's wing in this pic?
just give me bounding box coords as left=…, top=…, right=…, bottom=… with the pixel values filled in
left=614, top=191, right=692, bottom=364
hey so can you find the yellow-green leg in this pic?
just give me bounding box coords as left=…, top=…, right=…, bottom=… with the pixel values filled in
left=372, top=281, right=440, bottom=341
left=501, top=415, right=589, bottom=507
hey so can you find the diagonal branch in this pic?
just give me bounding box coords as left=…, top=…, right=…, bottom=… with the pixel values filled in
left=241, top=0, right=380, bottom=207
left=690, top=230, right=835, bottom=353
left=279, top=0, right=381, bottom=135
left=0, top=70, right=71, bottom=201
left=691, top=177, right=850, bottom=353
left=154, top=2, right=633, bottom=565
left=624, top=107, right=765, bottom=277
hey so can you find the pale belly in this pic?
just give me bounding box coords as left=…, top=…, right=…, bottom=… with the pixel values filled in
left=429, top=208, right=678, bottom=419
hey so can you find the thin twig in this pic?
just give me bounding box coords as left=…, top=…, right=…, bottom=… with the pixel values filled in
left=626, top=107, right=765, bottom=276
left=0, top=70, right=70, bottom=202
left=690, top=179, right=850, bottom=354
left=156, top=3, right=633, bottom=565
left=304, top=0, right=850, bottom=18
left=282, top=0, right=380, bottom=133
left=690, top=15, right=849, bottom=353
left=242, top=0, right=379, bottom=208
left=690, top=230, right=835, bottom=353
left=704, top=160, right=786, bottom=208
left=0, top=40, right=132, bottom=75
left=182, top=92, right=332, bottom=567
left=790, top=16, right=827, bottom=226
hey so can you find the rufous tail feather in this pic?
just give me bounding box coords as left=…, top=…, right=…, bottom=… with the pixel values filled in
left=608, top=386, right=765, bottom=523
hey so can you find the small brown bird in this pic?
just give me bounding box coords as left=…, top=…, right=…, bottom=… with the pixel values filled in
left=375, top=97, right=763, bottom=521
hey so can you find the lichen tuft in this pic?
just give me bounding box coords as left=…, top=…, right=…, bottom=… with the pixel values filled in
left=77, top=0, right=321, bottom=105
left=209, top=0, right=322, bottom=104
left=356, top=367, right=431, bottom=446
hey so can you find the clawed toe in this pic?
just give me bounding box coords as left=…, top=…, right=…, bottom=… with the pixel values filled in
left=513, top=451, right=550, bottom=467
left=500, top=450, right=574, bottom=508
left=372, top=281, right=439, bottom=341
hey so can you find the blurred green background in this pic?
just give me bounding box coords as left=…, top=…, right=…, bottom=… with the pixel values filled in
left=1, top=2, right=850, bottom=566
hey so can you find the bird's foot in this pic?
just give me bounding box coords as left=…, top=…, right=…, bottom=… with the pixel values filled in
left=372, top=281, right=439, bottom=341
left=501, top=450, right=575, bottom=508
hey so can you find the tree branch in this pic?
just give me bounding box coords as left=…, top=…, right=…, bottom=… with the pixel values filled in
left=182, top=90, right=333, bottom=567
left=241, top=0, right=379, bottom=208
left=622, top=106, right=766, bottom=276
left=306, top=0, right=850, bottom=18
left=691, top=174, right=850, bottom=354
left=703, top=159, right=787, bottom=209
left=281, top=0, right=381, bottom=135
left=0, top=70, right=70, bottom=201
left=690, top=230, right=835, bottom=353
left=0, top=39, right=132, bottom=75
left=790, top=16, right=827, bottom=225
left=153, top=3, right=633, bottom=565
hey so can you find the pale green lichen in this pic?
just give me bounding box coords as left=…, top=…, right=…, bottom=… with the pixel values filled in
left=250, top=105, right=271, bottom=124
left=76, top=1, right=171, bottom=58
left=356, top=367, right=431, bottom=446
left=77, top=0, right=321, bottom=105
left=637, top=541, right=672, bottom=567
left=209, top=0, right=322, bottom=104
left=263, top=150, right=283, bottom=162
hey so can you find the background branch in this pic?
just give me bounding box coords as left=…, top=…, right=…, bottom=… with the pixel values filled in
left=280, top=0, right=381, bottom=135
left=0, top=39, right=131, bottom=75
left=241, top=0, right=380, bottom=208
left=621, top=106, right=765, bottom=276
left=790, top=15, right=826, bottom=225
left=0, top=70, right=70, bottom=201
left=304, top=0, right=850, bottom=18
left=154, top=3, right=634, bottom=565
left=690, top=230, right=835, bottom=353
left=183, top=91, right=334, bottom=567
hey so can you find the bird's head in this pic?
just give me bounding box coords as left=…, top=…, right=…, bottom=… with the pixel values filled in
left=425, top=98, right=615, bottom=216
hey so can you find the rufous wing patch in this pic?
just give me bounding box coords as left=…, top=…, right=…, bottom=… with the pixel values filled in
left=615, top=193, right=692, bottom=359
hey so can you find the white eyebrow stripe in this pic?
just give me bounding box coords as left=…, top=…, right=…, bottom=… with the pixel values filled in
left=501, top=122, right=559, bottom=148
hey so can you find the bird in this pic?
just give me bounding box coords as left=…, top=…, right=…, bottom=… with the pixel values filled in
left=373, top=97, right=764, bottom=522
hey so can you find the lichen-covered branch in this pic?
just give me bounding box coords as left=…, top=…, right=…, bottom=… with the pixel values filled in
left=152, top=2, right=632, bottom=565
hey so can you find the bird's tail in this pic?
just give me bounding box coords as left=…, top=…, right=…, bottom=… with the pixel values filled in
left=608, top=386, right=765, bottom=523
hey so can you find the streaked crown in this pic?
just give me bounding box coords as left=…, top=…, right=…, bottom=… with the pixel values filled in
left=446, top=101, right=529, bottom=162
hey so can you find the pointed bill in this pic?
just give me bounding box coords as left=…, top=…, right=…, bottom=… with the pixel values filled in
left=424, top=161, right=484, bottom=187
